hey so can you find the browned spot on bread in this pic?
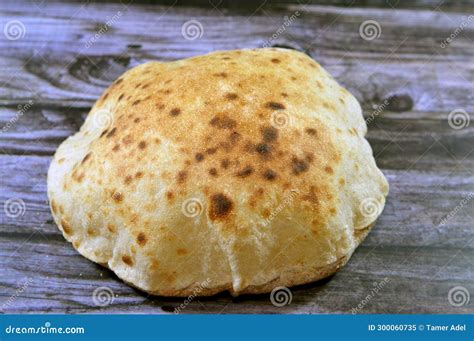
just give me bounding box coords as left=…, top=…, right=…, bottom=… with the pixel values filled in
left=214, top=72, right=228, bottom=78
left=87, top=227, right=97, bottom=236
left=329, top=207, right=337, bottom=215
left=236, top=165, right=253, bottom=178
left=206, top=147, right=217, bottom=155
left=221, top=159, right=230, bottom=169
left=122, top=255, right=134, bottom=266
left=271, top=58, right=280, bottom=63
left=107, top=223, right=116, bottom=233
left=265, top=102, right=285, bottom=110
left=112, top=144, right=120, bottom=152
left=195, top=153, right=205, bottom=162
left=166, top=191, right=174, bottom=201
left=324, top=166, right=334, bottom=174
left=81, top=153, right=91, bottom=164
left=209, top=193, right=233, bottom=220
left=106, top=127, right=117, bottom=138
left=138, top=141, right=147, bottom=149
left=136, top=232, right=147, bottom=247
left=209, top=115, right=237, bottom=129
left=261, top=126, right=278, bottom=142
left=281, top=92, right=288, bottom=97
left=122, top=135, right=133, bottom=145
left=100, top=129, right=109, bottom=138
left=124, top=175, right=133, bottom=185
left=302, top=186, right=319, bottom=205
left=209, top=168, right=218, bottom=176
left=51, top=199, right=58, bottom=215
left=225, top=93, right=238, bottom=100
left=112, top=191, right=124, bottom=203
left=134, top=117, right=140, bottom=123
left=229, top=131, right=241, bottom=143
left=135, top=171, right=144, bottom=179
left=177, top=171, right=187, bottom=184
left=177, top=248, right=188, bottom=255
left=305, top=128, right=317, bottom=136
left=73, top=240, right=81, bottom=248
left=291, top=156, right=309, bottom=175
left=118, top=93, right=125, bottom=101
left=132, top=99, right=141, bottom=106
left=61, top=219, right=72, bottom=235
left=256, top=143, right=272, bottom=156
left=263, top=169, right=277, bottom=180
left=170, top=108, right=181, bottom=116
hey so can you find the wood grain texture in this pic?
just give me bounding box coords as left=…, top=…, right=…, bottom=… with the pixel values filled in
left=0, top=0, right=472, bottom=314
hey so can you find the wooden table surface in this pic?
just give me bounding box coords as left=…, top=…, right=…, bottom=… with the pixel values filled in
left=0, top=0, right=473, bottom=314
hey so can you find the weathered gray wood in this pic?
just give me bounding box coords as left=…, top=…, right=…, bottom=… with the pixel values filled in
left=0, top=2, right=473, bottom=112
left=0, top=156, right=472, bottom=313
left=0, top=0, right=473, bottom=314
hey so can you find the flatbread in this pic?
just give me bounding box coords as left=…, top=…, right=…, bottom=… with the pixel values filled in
left=47, top=48, right=389, bottom=296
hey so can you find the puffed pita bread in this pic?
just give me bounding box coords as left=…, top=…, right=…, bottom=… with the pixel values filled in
left=47, top=48, right=389, bottom=297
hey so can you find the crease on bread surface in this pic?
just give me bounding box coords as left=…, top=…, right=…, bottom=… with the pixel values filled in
left=47, top=48, right=389, bottom=296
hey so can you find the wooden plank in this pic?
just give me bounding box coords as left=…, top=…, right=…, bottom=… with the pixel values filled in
left=1, top=106, right=473, bottom=172
left=0, top=2, right=473, bottom=112
left=0, top=155, right=472, bottom=313
left=0, top=0, right=472, bottom=315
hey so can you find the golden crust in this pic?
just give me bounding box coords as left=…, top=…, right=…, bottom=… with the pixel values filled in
left=47, top=48, right=389, bottom=296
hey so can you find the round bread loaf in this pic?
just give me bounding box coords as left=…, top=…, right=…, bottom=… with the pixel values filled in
left=47, top=48, right=389, bottom=296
